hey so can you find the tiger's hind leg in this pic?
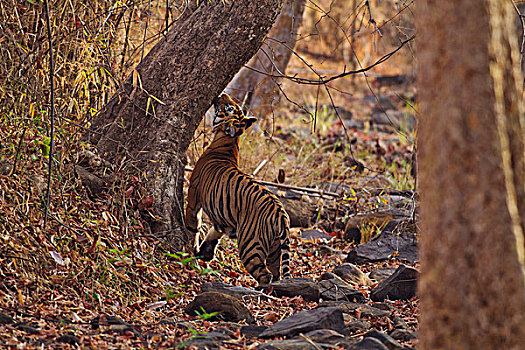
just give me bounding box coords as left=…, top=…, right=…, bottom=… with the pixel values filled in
left=267, top=238, right=290, bottom=280
left=267, top=241, right=282, bottom=281
left=196, top=226, right=224, bottom=261
left=239, top=244, right=273, bottom=286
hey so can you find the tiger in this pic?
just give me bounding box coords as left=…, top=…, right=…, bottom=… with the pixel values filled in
left=185, top=93, right=291, bottom=286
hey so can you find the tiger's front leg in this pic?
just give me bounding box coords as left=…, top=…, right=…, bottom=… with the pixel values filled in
left=196, top=226, right=224, bottom=261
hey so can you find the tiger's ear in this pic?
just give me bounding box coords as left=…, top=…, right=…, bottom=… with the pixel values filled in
left=244, top=116, right=257, bottom=129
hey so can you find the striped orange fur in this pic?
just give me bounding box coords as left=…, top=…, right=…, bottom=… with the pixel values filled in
left=185, top=94, right=290, bottom=285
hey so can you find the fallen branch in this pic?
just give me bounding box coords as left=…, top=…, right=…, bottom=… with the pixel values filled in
left=184, top=165, right=340, bottom=198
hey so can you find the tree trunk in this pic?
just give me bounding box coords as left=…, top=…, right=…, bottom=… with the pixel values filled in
left=83, top=1, right=284, bottom=249
left=417, top=0, right=525, bottom=349
left=226, top=0, right=305, bottom=119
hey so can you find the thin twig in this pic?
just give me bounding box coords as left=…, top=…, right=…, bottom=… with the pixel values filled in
left=43, top=0, right=55, bottom=228
left=365, top=0, right=382, bottom=37
left=9, top=127, right=27, bottom=177
left=512, top=0, right=525, bottom=70
left=140, top=0, right=152, bottom=62
left=245, top=36, right=414, bottom=85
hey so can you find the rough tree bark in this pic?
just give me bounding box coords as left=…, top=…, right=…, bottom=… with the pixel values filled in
left=84, top=1, right=284, bottom=248
left=417, top=0, right=525, bottom=349
left=226, top=0, right=305, bottom=119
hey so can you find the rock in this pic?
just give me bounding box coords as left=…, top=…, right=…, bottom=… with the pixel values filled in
left=185, top=292, right=254, bottom=323
left=279, top=197, right=316, bottom=228
left=0, top=311, right=14, bottom=324
left=364, top=95, right=396, bottom=110
left=181, top=330, right=231, bottom=349
left=318, top=301, right=391, bottom=317
left=346, top=231, right=418, bottom=264
left=258, top=339, right=324, bottom=350
left=344, top=227, right=362, bottom=244
left=302, top=329, right=348, bottom=343
left=75, top=165, right=109, bottom=196
left=318, top=278, right=365, bottom=302
left=259, top=329, right=355, bottom=350
left=369, top=267, right=398, bottom=283
left=374, top=74, right=412, bottom=88
left=344, top=315, right=371, bottom=332
left=371, top=110, right=416, bottom=132
left=201, top=281, right=264, bottom=300
left=389, top=328, right=417, bottom=342
left=370, top=265, right=418, bottom=302
left=259, top=307, right=345, bottom=339
left=317, top=245, right=344, bottom=257
left=333, top=263, right=374, bottom=286
left=344, top=209, right=409, bottom=235
left=391, top=316, right=409, bottom=329
left=15, top=323, right=40, bottom=334
left=319, top=271, right=338, bottom=281
left=241, top=325, right=268, bottom=338
left=90, top=315, right=134, bottom=331
left=159, top=318, right=194, bottom=330
left=270, top=278, right=320, bottom=302
left=350, top=337, right=389, bottom=350
left=56, top=334, right=80, bottom=345
left=381, top=219, right=417, bottom=235
left=364, top=329, right=404, bottom=350
left=36, top=338, right=53, bottom=346
left=300, top=229, right=332, bottom=241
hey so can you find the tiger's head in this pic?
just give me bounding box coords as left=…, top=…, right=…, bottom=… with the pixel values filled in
left=212, top=93, right=257, bottom=138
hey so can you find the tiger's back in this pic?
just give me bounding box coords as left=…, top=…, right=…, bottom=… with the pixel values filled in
left=185, top=94, right=290, bottom=285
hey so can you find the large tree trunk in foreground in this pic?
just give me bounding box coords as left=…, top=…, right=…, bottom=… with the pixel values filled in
left=84, top=1, right=284, bottom=248
left=417, top=0, right=525, bottom=348
left=226, top=0, right=305, bottom=119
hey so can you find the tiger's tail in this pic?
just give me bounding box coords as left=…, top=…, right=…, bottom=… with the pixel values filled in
left=280, top=218, right=291, bottom=279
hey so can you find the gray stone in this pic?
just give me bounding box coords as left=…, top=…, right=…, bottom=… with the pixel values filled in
left=258, top=339, right=324, bottom=350
left=318, top=278, right=365, bottom=302
left=15, top=323, right=40, bottom=334
left=185, top=292, right=254, bottom=323
left=318, top=301, right=391, bottom=317
left=0, top=311, right=14, bottom=324
left=369, top=267, right=398, bottom=283
left=364, top=329, right=404, bottom=350
left=317, top=245, right=344, bottom=257
left=347, top=231, right=418, bottom=264
left=241, top=325, right=268, bottom=338
left=302, top=329, right=348, bottom=343
left=300, top=229, right=332, bottom=241
left=201, top=281, right=264, bottom=299
left=270, top=278, right=320, bottom=302
left=389, top=328, right=417, bottom=342
left=56, top=334, right=80, bottom=345
left=322, top=273, right=341, bottom=283
left=350, top=337, right=389, bottom=350
left=371, top=110, right=416, bottom=132
left=370, top=265, right=418, bottom=302
left=334, top=263, right=374, bottom=286
left=259, top=307, right=345, bottom=339
left=344, top=315, right=371, bottom=332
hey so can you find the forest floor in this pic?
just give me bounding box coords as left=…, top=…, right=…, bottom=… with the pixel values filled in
left=0, top=17, right=418, bottom=350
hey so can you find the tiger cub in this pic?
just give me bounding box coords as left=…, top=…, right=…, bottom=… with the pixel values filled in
left=185, top=93, right=290, bottom=285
